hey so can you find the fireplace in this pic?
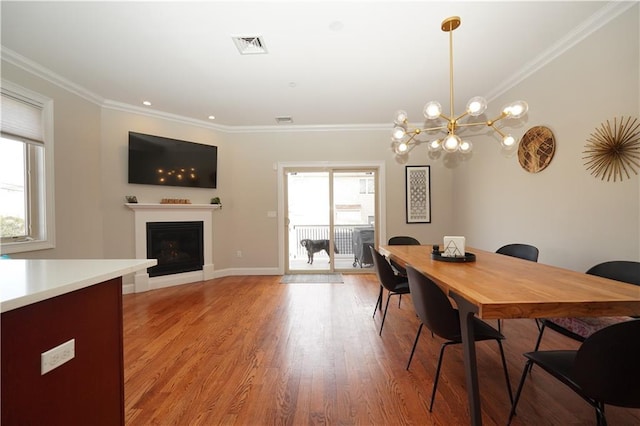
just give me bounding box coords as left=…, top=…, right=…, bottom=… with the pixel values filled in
left=146, top=221, right=203, bottom=277
left=126, top=203, right=219, bottom=293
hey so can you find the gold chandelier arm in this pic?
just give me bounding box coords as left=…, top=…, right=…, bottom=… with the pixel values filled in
left=438, top=113, right=453, bottom=123
left=456, top=121, right=491, bottom=129
left=487, top=112, right=508, bottom=127
left=406, top=131, right=419, bottom=143
left=454, top=111, right=469, bottom=122
left=489, top=124, right=507, bottom=138
left=418, top=124, right=449, bottom=133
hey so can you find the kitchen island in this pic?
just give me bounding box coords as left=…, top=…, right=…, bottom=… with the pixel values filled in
left=1, top=259, right=156, bottom=425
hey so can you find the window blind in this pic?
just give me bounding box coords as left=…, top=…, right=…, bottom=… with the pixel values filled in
left=1, top=91, right=44, bottom=144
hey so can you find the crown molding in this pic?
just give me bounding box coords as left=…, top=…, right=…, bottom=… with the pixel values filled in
left=1, top=46, right=105, bottom=106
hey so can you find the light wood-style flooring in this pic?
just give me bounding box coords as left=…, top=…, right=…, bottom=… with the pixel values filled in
left=123, top=274, right=640, bottom=425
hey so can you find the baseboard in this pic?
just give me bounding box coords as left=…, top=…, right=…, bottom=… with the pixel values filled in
left=121, top=267, right=281, bottom=294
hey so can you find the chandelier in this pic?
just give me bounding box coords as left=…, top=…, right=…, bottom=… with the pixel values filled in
left=391, top=16, right=528, bottom=157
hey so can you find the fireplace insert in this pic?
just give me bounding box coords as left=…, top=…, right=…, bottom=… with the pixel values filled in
left=146, top=221, right=204, bottom=277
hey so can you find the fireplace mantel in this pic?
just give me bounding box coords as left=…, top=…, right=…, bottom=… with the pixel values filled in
left=126, top=203, right=218, bottom=292
left=125, top=203, right=221, bottom=211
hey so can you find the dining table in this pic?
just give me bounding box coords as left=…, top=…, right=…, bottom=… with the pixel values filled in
left=379, top=244, right=640, bottom=426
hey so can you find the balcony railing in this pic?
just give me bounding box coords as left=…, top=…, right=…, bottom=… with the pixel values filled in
left=293, top=224, right=373, bottom=257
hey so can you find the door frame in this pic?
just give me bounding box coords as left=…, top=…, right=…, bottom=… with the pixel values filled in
left=277, top=161, right=386, bottom=275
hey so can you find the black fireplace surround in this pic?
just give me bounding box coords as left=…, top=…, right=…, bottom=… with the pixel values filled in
left=146, top=221, right=204, bottom=277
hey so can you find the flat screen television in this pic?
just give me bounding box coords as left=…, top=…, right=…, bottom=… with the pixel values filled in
left=128, top=132, right=217, bottom=188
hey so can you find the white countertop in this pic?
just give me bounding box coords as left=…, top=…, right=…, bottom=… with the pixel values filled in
left=1, top=259, right=157, bottom=313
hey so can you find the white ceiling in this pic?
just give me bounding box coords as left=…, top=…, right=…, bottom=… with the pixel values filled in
left=0, top=1, right=629, bottom=129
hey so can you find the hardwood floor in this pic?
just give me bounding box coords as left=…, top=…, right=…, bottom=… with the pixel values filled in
left=123, top=274, right=640, bottom=425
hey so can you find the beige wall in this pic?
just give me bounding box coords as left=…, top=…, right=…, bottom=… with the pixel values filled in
left=2, top=62, right=104, bottom=259
left=222, top=129, right=454, bottom=270
left=2, top=5, right=638, bottom=275
left=453, top=7, right=640, bottom=271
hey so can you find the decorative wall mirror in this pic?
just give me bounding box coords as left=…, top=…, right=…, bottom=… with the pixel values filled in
left=518, top=126, right=556, bottom=173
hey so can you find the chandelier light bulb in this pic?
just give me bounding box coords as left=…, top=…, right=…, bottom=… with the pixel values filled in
left=442, top=134, right=461, bottom=153
left=391, top=126, right=406, bottom=141
left=428, top=139, right=442, bottom=152
left=459, top=140, right=473, bottom=153
left=394, top=141, right=409, bottom=154
left=501, top=134, right=516, bottom=148
left=503, top=100, right=529, bottom=119
left=394, top=110, right=408, bottom=125
left=466, top=96, right=487, bottom=116
left=423, top=101, right=442, bottom=120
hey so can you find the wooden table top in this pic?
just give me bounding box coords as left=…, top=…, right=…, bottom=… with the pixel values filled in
left=379, top=245, right=640, bottom=320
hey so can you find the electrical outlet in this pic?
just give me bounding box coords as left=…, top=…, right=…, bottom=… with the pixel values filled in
left=236, top=250, right=243, bottom=258
left=41, top=338, right=75, bottom=375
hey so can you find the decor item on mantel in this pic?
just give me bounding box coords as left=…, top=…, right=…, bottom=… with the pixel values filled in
left=518, top=126, right=556, bottom=173
left=160, top=198, right=191, bottom=204
left=210, top=197, right=222, bottom=208
left=583, top=116, right=640, bottom=182
left=125, top=195, right=138, bottom=203
left=390, top=16, right=529, bottom=161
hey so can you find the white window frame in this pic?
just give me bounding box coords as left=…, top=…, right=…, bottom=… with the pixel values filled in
left=1, top=80, right=55, bottom=254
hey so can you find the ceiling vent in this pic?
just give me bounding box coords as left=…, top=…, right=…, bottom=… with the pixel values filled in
left=275, top=116, right=293, bottom=124
left=232, top=36, right=267, bottom=55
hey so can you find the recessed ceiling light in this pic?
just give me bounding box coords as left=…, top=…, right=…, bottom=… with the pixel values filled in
left=208, top=115, right=215, bottom=120
left=142, top=101, right=151, bottom=106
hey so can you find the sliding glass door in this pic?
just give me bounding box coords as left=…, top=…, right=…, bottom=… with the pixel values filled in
left=285, top=167, right=378, bottom=274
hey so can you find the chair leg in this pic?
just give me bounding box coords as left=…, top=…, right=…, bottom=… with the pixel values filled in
left=373, top=285, right=383, bottom=318
left=429, top=342, right=452, bottom=412
left=498, top=319, right=502, bottom=333
left=508, top=359, right=533, bottom=425
left=533, top=322, right=546, bottom=352
left=596, top=403, right=607, bottom=426
left=379, top=292, right=393, bottom=336
left=497, top=339, right=514, bottom=404
left=406, top=323, right=423, bottom=370
left=528, top=323, right=547, bottom=375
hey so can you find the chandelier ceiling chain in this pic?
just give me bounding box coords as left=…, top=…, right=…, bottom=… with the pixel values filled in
left=391, top=16, right=529, bottom=158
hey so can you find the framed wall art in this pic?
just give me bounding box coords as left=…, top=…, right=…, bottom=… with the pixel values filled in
left=405, top=165, right=431, bottom=223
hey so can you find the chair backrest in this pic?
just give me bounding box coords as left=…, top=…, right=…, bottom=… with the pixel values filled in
left=586, top=261, right=640, bottom=286
left=496, top=243, right=539, bottom=262
left=370, top=246, right=404, bottom=292
left=573, top=319, right=640, bottom=408
left=406, top=265, right=460, bottom=340
left=388, top=236, right=420, bottom=246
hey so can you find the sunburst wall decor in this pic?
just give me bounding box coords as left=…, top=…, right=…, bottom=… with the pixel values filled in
left=583, top=116, right=640, bottom=182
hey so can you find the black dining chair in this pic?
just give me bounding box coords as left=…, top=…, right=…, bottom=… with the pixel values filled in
left=405, top=265, right=513, bottom=411
left=533, top=260, right=640, bottom=351
left=509, top=319, right=640, bottom=425
left=387, top=236, right=421, bottom=276
left=370, top=246, right=410, bottom=336
left=372, top=236, right=421, bottom=313
left=495, top=243, right=539, bottom=332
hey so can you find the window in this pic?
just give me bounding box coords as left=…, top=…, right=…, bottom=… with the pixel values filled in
left=0, top=81, right=55, bottom=254
left=359, top=178, right=375, bottom=194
